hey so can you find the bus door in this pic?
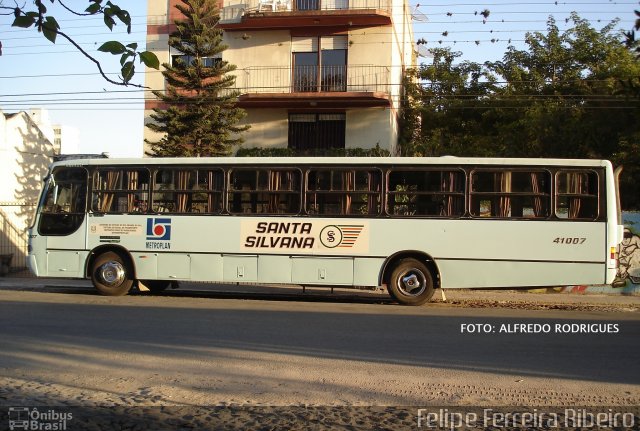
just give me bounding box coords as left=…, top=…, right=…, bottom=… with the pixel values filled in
left=35, top=167, right=88, bottom=277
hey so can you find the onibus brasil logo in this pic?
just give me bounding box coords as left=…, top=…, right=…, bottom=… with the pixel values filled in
left=319, top=225, right=364, bottom=248
left=8, top=407, right=72, bottom=430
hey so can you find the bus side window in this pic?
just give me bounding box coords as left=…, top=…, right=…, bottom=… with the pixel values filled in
left=93, top=169, right=150, bottom=213
left=306, top=169, right=381, bottom=216
left=555, top=170, right=598, bottom=219
left=386, top=169, right=464, bottom=217
left=470, top=170, right=550, bottom=219
left=228, top=169, right=301, bottom=215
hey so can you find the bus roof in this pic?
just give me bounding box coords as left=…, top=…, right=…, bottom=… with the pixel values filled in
left=49, top=156, right=612, bottom=169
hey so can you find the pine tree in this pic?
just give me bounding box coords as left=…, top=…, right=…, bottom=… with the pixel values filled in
left=145, top=0, right=249, bottom=157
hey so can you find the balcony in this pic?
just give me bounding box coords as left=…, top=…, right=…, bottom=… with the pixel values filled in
left=219, top=0, right=391, bottom=30
left=228, top=65, right=391, bottom=108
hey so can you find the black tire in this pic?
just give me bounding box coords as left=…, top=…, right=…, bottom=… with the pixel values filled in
left=387, top=258, right=435, bottom=306
left=141, top=280, right=171, bottom=293
left=90, top=251, right=133, bottom=296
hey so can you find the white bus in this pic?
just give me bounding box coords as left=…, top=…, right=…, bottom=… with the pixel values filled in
left=27, top=157, right=624, bottom=305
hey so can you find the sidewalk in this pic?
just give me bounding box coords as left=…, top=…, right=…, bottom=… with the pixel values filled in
left=1, top=274, right=639, bottom=307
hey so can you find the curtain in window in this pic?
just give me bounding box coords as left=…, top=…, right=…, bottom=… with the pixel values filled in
left=100, top=171, right=120, bottom=212
left=442, top=172, right=461, bottom=217
left=530, top=172, right=544, bottom=217
left=177, top=170, right=191, bottom=213
left=366, top=172, right=379, bottom=214
left=268, top=170, right=282, bottom=213
left=342, top=171, right=354, bottom=214
left=498, top=172, right=511, bottom=218
left=208, top=171, right=222, bottom=213
left=568, top=173, right=583, bottom=219
left=127, top=171, right=139, bottom=212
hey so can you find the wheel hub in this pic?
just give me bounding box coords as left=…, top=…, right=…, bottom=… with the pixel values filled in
left=403, top=274, right=420, bottom=288
left=99, top=261, right=126, bottom=287
left=398, top=270, right=427, bottom=297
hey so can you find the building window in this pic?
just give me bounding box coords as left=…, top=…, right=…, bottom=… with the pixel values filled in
left=292, top=36, right=347, bottom=92
left=171, top=55, right=221, bottom=68
left=288, top=113, right=346, bottom=151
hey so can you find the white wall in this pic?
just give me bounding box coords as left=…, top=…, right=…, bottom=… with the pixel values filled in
left=236, top=109, right=289, bottom=150
left=346, top=108, right=392, bottom=150
left=0, top=110, right=54, bottom=231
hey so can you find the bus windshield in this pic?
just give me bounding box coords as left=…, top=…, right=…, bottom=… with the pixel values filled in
left=38, top=167, right=87, bottom=236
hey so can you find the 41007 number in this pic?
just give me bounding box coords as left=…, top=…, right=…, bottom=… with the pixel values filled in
left=553, top=237, right=586, bottom=244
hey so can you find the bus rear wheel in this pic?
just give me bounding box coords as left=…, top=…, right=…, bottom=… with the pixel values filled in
left=387, top=258, right=435, bottom=306
left=90, top=251, right=133, bottom=296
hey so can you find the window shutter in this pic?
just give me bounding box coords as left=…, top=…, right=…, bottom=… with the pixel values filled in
left=320, top=36, right=348, bottom=50
left=291, top=37, right=318, bottom=52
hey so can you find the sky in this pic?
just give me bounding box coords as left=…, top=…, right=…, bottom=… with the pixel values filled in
left=0, top=1, right=636, bottom=157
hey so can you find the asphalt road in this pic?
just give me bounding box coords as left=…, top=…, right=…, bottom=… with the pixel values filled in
left=0, top=281, right=638, bottom=412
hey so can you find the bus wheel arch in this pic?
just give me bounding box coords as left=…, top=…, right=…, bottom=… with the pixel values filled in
left=86, top=246, right=135, bottom=296
left=381, top=251, right=440, bottom=306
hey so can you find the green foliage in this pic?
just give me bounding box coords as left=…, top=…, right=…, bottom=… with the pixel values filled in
left=4, top=0, right=158, bottom=86
left=236, top=145, right=390, bottom=157
left=145, top=0, right=249, bottom=157
left=402, top=13, right=640, bottom=209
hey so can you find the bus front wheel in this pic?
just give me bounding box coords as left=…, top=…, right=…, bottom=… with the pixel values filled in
left=91, top=251, right=133, bottom=296
left=387, top=258, right=435, bottom=306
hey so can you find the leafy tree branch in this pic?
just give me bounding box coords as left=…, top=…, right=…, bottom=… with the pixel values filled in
left=1, top=0, right=159, bottom=86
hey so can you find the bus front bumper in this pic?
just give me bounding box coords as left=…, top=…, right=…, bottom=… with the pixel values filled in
left=26, top=254, right=39, bottom=277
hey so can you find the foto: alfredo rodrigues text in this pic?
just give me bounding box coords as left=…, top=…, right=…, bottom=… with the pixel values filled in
left=460, top=322, right=620, bottom=334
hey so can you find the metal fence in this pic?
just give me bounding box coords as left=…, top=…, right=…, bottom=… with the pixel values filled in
left=219, top=0, right=392, bottom=22
left=230, top=65, right=390, bottom=94
left=0, top=202, right=35, bottom=277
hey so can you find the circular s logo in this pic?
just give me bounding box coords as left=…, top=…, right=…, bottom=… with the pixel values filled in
left=320, top=225, right=343, bottom=248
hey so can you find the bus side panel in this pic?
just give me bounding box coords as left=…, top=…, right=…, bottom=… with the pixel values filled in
left=370, top=219, right=607, bottom=289
left=158, top=253, right=191, bottom=280
left=42, top=219, right=88, bottom=278
left=190, top=254, right=223, bottom=282
left=354, top=257, right=385, bottom=286
left=258, top=255, right=292, bottom=284
left=132, top=253, right=158, bottom=280
left=438, top=261, right=605, bottom=288
left=291, top=257, right=354, bottom=285
left=223, top=255, right=258, bottom=282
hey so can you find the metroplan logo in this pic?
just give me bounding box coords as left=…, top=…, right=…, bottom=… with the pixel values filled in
left=146, top=218, right=172, bottom=250
left=146, top=218, right=171, bottom=240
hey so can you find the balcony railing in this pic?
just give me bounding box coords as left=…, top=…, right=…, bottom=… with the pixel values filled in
left=221, top=0, right=391, bottom=22
left=229, top=65, right=390, bottom=94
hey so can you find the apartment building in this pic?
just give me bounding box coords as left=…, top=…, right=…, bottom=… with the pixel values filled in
left=144, top=0, right=415, bottom=154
